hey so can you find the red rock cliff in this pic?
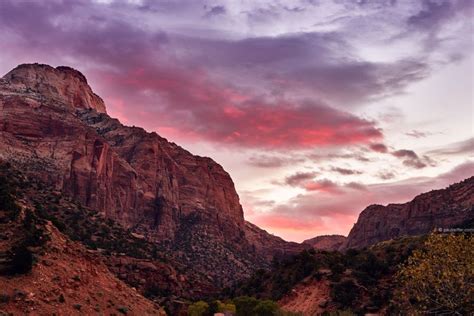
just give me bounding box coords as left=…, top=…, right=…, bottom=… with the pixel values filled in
left=345, top=177, right=474, bottom=249
left=0, top=63, right=300, bottom=287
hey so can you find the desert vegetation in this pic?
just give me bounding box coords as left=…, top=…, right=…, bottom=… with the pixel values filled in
left=394, top=233, right=473, bottom=314
left=187, top=297, right=301, bottom=316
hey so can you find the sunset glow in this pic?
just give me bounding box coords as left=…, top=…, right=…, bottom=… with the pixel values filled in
left=0, top=0, right=472, bottom=242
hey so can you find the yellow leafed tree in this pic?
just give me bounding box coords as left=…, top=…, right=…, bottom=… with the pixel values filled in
left=394, top=232, right=473, bottom=314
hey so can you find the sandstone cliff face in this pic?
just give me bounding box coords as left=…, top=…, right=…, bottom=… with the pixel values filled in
left=77, top=110, right=245, bottom=242
left=302, top=235, right=346, bottom=251
left=0, top=63, right=298, bottom=290
left=345, top=177, right=474, bottom=249
left=2, top=63, right=106, bottom=113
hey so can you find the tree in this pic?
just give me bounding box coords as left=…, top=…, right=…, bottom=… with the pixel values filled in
left=253, top=300, right=279, bottom=316
left=218, top=301, right=236, bottom=314
left=188, top=301, right=209, bottom=316
left=394, top=233, right=474, bottom=314
left=234, top=296, right=258, bottom=316
left=331, top=279, right=358, bottom=307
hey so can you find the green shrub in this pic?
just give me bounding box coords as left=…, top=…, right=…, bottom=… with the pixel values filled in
left=331, top=279, right=358, bottom=307
left=188, top=301, right=209, bottom=316
left=234, top=296, right=259, bottom=316
left=253, top=300, right=279, bottom=316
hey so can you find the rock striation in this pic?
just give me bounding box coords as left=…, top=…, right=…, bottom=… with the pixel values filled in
left=345, top=177, right=474, bottom=249
left=0, top=63, right=301, bottom=293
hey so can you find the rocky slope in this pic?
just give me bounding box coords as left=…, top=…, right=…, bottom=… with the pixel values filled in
left=345, top=177, right=474, bottom=249
left=278, top=278, right=331, bottom=316
left=0, top=165, right=165, bottom=315
left=0, top=63, right=302, bottom=295
left=302, top=235, right=346, bottom=251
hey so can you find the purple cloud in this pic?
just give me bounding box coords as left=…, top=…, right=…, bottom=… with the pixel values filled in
left=247, top=155, right=305, bottom=168
left=392, top=149, right=436, bottom=169
left=369, top=143, right=389, bottom=153
left=284, top=171, right=318, bottom=186
left=330, top=167, right=362, bottom=176
left=249, top=161, right=474, bottom=240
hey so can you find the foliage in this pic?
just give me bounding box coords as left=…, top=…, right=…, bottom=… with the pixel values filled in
left=187, top=301, right=209, bottom=316
left=393, top=233, right=474, bottom=314
left=234, top=296, right=259, bottom=316
left=8, top=245, right=33, bottom=275
left=330, top=279, right=358, bottom=307
left=232, top=235, right=425, bottom=313
left=189, top=296, right=295, bottom=316
left=217, top=301, right=236, bottom=314
left=253, top=300, right=279, bottom=316
left=23, top=209, right=49, bottom=247
left=0, top=175, right=20, bottom=219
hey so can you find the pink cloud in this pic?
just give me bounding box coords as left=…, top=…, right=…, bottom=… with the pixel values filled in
left=247, top=161, right=474, bottom=242
left=95, top=65, right=383, bottom=149
left=304, top=179, right=343, bottom=194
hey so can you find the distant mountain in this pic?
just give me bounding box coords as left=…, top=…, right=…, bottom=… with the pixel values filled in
left=0, top=63, right=304, bottom=302
left=345, top=177, right=474, bottom=249
left=233, top=176, right=474, bottom=314
left=302, top=235, right=346, bottom=251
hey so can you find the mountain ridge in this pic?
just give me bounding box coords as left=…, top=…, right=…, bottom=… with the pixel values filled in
left=0, top=63, right=305, bottom=298
left=345, top=176, right=474, bottom=249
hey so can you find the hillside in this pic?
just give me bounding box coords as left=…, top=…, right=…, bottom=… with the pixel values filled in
left=0, top=163, right=165, bottom=315
left=302, top=235, right=346, bottom=251
left=230, top=176, right=474, bottom=315
left=0, top=63, right=304, bottom=297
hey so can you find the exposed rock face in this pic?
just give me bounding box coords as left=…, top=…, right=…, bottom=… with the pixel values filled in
left=302, top=235, right=346, bottom=251
left=75, top=110, right=245, bottom=242
left=345, top=177, right=474, bottom=249
left=244, top=221, right=308, bottom=261
left=0, top=63, right=300, bottom=292
left=1, top=63, right=106, bottom=113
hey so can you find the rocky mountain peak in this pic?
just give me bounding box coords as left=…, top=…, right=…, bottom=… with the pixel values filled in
left=0, top=63, right=304, bottom=295
left=1, top=63, right=106, bottom=113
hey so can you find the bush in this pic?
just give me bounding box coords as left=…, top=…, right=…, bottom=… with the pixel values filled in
left=331, top=279, right=358, bottom=307
left=234, top=296, right=259, bottom=316
left=253, top=300, right=279, bottom=316
left=117, top=306, right=128, bottom=314
left=218, top=301, right=236, bottom=314
left=8, top=245, right=33, bottom=275
left=188, top=301, right=209, bottom=316
left=394, top=233, right=474, bottom=314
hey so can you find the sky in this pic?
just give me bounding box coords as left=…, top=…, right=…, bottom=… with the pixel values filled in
left=0, top=0, right=472, bottom=242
